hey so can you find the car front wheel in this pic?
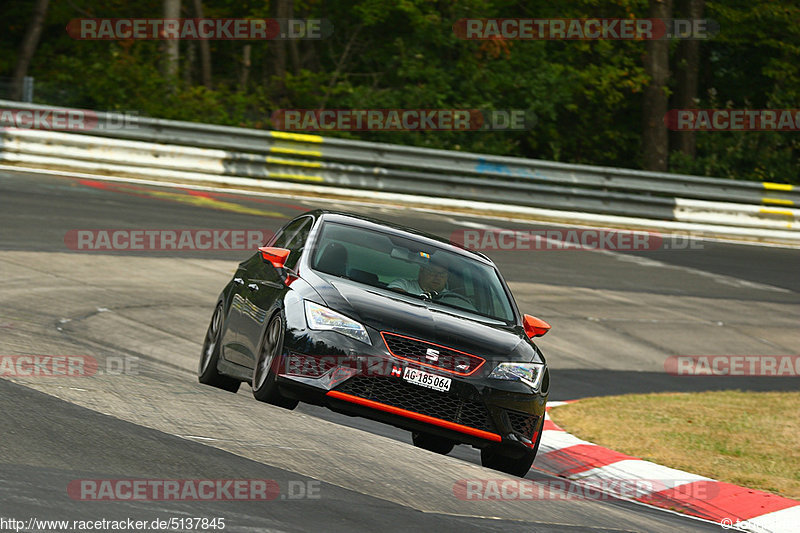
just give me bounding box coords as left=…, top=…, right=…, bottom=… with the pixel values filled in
left=480, top=445, right=537, bottom=477
left=412, top=432, right=455, bottom=455
left=252, top=313, right=298, bottom=410
left=480, top=420, right=542, bottom=477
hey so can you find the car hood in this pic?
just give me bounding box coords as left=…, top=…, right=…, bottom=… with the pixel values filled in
left=314, top=276, right=537, bottom=361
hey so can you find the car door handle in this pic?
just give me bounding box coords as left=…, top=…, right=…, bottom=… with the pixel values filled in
left=247, top=283, right=259, bottom=292
left=233, top=277, right=244, bottom=285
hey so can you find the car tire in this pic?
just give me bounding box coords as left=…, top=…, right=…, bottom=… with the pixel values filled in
left=480, top=446, right=536, bottom=477
left=252, top=313, right=298, bottom=410
left=411, top=432, right=455, bottom=455
left=198, top=303, right=241, bottom=393
left=480, top=420, right=543, bottom=477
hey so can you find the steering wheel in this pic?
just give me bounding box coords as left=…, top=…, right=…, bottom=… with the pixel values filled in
left=433, top=291, right=477, bottom=310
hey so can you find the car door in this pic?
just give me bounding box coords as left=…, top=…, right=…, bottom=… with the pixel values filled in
left=222, top=218, right=306, bottom=367
left=237, top=215, right=314, bottom=368
left=220, top=260, right=262, bottom=367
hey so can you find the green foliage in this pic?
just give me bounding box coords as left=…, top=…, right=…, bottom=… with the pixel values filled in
left=1, top=0, right=796, bottom=182
left=668, top=0, right=800, bottom=182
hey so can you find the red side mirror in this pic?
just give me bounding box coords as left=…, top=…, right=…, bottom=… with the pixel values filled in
left=523, top=314, right=551, bottom=338
left=258, top=247, right=290, bottom=268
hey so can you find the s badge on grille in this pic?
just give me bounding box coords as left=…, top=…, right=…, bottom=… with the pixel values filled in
left=425, top=348, right=440, bottom=362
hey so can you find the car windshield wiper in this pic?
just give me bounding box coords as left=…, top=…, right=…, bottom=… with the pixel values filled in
left=426, top=296, right=508, bottom=323
left=371, top=287, right=428, bottom=307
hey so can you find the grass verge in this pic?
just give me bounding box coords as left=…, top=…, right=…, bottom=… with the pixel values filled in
left=548, top=390, right=800, bottom=499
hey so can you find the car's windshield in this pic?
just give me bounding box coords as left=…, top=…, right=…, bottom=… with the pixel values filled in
left=310, top=221, right=516, bottom=322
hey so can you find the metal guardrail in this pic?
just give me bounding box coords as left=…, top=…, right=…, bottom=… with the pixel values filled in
left=0, top=99, right=798, bottom=233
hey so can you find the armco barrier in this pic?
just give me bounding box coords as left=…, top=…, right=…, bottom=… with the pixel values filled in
left=1, top=100, right=798, bottom=238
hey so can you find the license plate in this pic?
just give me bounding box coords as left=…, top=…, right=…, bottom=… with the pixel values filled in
left=403, top=367, right=451, bottom=392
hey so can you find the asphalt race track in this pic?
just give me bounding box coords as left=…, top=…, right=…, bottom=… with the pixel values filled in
left=2, top=169, right=797, bottom=532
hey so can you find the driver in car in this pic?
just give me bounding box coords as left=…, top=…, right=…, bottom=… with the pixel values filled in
left=388, top=254, right=449, bottom=297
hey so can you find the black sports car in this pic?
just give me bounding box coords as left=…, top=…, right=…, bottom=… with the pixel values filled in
left=199, top=210, right=551, bottom=476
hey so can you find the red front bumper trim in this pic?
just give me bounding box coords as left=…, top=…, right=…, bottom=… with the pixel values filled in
left=326, top=390, right=502, bottom=443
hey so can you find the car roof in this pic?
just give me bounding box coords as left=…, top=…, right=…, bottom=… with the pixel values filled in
left=299, top=209, right=494, bottom=265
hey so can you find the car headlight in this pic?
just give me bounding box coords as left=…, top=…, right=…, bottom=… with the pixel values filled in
left=488, top=362, right=545, bottom=391
left=304, top=301, right=371, bottom=345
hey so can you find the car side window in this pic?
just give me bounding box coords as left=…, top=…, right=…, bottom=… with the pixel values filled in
left=272, top=217, right=307, bottom=248
left=281, top=217, right=313, bottom=270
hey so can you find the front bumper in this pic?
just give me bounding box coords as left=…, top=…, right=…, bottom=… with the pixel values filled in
left=277, top=327, right=548, bottom=451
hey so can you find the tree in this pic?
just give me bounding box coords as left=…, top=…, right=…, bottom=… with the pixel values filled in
left=642, top=0, right=673, bottom=171
left=193, top=0, right=212, bottom=88
left=162, top=0, right=180, bottom=84
left=10, top=0, right=49, bottom=101
left=672, top=0, right=704, bottom=160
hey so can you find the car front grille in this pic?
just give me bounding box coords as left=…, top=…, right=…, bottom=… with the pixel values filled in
left=335, top=376, right=494, bottom=433
left=381, top=332, right=485, bottom=375
left=506, top=410, right=540, bottom=441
